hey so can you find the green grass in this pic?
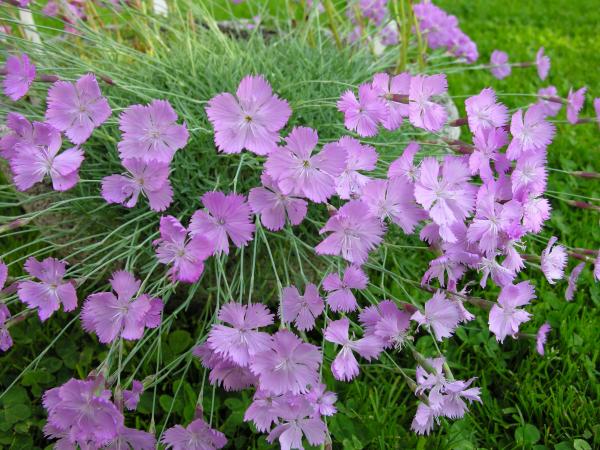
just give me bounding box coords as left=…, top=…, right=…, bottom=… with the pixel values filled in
left=0, top=1, right=598, bottom=449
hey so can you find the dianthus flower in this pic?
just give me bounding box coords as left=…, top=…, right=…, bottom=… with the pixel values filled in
left=161, top=418, right=227, bottom=450
left=266, top=397, right=327, bottom=450
left=207, top=302, right=273, bottom=367
left=244, top=390, right=285, bottom=432
left=324, top=317, right=381, bottom=382
left=334, top=136, right=378, bottom=199
left=337, top=83, right=387, bottom=137
left=205, top=75, right=291, bottom=155
left=506, top=104, right=555, bottom=160
left=45, top=74, right=111, bottom=144
left=387, top=141, right=420, bottom=182
left=81, top=271, right=163, bottom=343
left=536, top=47, right=550, bottom=81
left=541, top=236, right=567, bottom=284
left=248, top=173, right=307, bottom=231
left=3, top=53, right=35, bottom=101
left=105, top=426, right=156, bottom=450
left=265, top=126, right=346, bottom=203
left=511, top=149, right=547, bottom=199
left=371, top=72, right=411, bottom=130
left=464, top=88, right=508, bottom=134
left=469, top=127, right=509, bottom=181
left=536, top=86, right=562, bottom=117
left=0, top=113, right=56, bottom=162
left=411, top=291, right=461, bottom=341
left=0, top=303, right=12, bottom=352
left=490, top=50, right=511, bottom=79
left=123, top=380, right=143, bottom=410
left=594, top=98, right=600, bottom=129
left=359, top=300, right=412, bottom=349
left=521, top=194, right=551, bottom=233
left=488, top=281, right=534, bottom=342
left=194, top=343, right=258, bottom=391
left=408, top=74, right=448, bottom=132
left=118, top=99, right=188, bottom=163
left=250, top=330, right=321, bottom=395
left=322, top=265, right=367, bottom=313
left=304, top=383, right=337, bottom=417
left=466, top=187, right=509, bottom=256
left=101, top=158, right=173, bottom=212
left=17, top=257, right=77, bottom=321
left=566, top=86, right=586, bottom=124
left=315, top=200, right=385, bottom=264
left=536, top=323, right=551, bottom=355
left=281, top=283, right=324, bottom=332
left=154, top=216, right=214, bottom=283
left=189, top=191, right=255, bottom=255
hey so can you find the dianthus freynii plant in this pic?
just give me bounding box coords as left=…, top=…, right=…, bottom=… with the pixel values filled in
left=1, top=0, right=599, bottom=448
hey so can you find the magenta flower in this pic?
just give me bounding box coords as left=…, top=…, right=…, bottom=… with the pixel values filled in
left=248, top=172, right=307, bottom=231
left=154, top=216, right=214, bottom=283
left=189, top=191, right=255, bottom=255
left=536, top=323, right=551, bottom=355
left=506, top=104, right=555, bottom=160
left=359, top=300, right=412, bottom=349
left=388, top=141, right=420, bottom=183
left=565, top=262, right=585, bottom=301
left=161, top=418, right=227, bottom=450
left=304, top=383, right=337, bottom=417
left=205, top=75, right=291, bottom=155
left=265, top=126, right=346, bottom=203
left=521, top=194, right=551, bottom=233
left=101, top=158, right=173, bottom=212
left=566, top=86, right=586, bottom=124
left=267, top=398, right=327, bottom=450
left=411, top=291, right=461, bottom=341
left=469, top=127, right=509, bottom=181
left=17, top=257, right=77, bottom=321
left=361, top=177, right=425, bottom=234
left=371, top=71, right=411, bottom=130
left=0, top=113, right=58, bottom=162
left=466, top=189, right=508, bottom=256
left=81, top=270, right=163, bottom=343
left=511, top=149, right=547, bottom=198
left=105, top=426, right=156, bottom=450
left=322, top=265, right=367, bottom=313
left=10, top=123, right=84, bottom=192
left=337, top=83, right=387, bottom=137
left=488, top=281, right=534, bottom=342
left=207, top=302, right=273, bottom=367
left=281, top=283, right=324, bottom=332
left=490, top=50, right=511, bottom=79
left=536, top=86, right=562, bottom=117
left=3, top=54, right=35, bottom=101
left=250, top=330, right=321, bottom=395
left=244, top=390, right=284, bottom=432
left=335, top=136, right=378, bottom=199
left=316, top=200, right=385, bottom=264
left=536, top=47, right=550, bottom=81
left=118, top=99, right=188, bottom=163
left=414, top=156, right=476, bottom=242
left=464, top=88, right=508, bottom=134
left=194, top=343, right=258, bottom=391
left=123, top=380, right=143, bottom=410
left=408, top=74, right=448, bottom=132
left=324, top=318, right=381, bottom=382
left=541, top=236, right=567, bottom=284
left=45, top=74, right=111, bottom=144
left=43, top=377, right=124, bottom=448
left=0, top=303, right=12, bottom=352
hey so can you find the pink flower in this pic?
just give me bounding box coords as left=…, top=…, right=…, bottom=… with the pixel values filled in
left=511, top=149, right=547, bottom=198
left=594, top=251, right=600, bottom=281
left=81, top=271, right=163, bottom=343
left=371, top=72, right=411, bottom=130
left=281, top=284, right=324, bottom=331
left=478, top=255, right=515, bottom=288
left=250, top=330, right=321, bottom=395
left=207, top=302, right=273, bottom=367
left=536, top=86, right=562, bottom=117
left=361, top=177, right=425, bottom=234
left=161, top=418, right=227, bottom=450
left=408, top=74, right=448, bottom=132
left=414, top=156, right=476, bottom=242
left=359, top=300, right=412, bottom=349
left=9, top=123, right=84, bottom=192
left=387, top=141, right=420, bottom=183
left=248, top=173, right=307, bottom=231
left=536, top=47, right=550, bottom=81
left=316, top=200, right=385, bottom=264
left=324, top=318, right=381, bottom=381
left=45, top=74, right=111, bottom=145
left=466, top=188, right=508, bottom=256
left=304, top=383, right=337, bottom=417
left=267, top=398, right=327, bottom=450
left=334, top=136, right=378, bottom=199
left=541, top=236, right=567, bottom=284
left=594, top=98, right=600, bottom=129
left=322, top=265, right=367, bottom=313
left=337, top=83, right=387, bottom=137
left=123, top=380, right=143, bottom=410
left=0, top=303, right=12, bottom=351
left=411, top=402, right=437, bottom=435
left=411, top=291, right=461, bottom=341
left=205, top=75, right=291, bottom=155
left=536, top=323, right=551, bottom=355
left=441, top=379, right=482, bottom=419
left=566, top=87, right=586, bottom=124
left=506, top=104, right=555, bottom=160
left=154, top=216, right=214, bottom=283
left=488, top=281, right=534, bottom=342
left=469, top=127, right=509, bottom=181
left=244, top=390, right=284, bottom=432
left=17, top=257, right=77, bottom=321
left=101, top=158, right=173, bottom=212
left=189, top=191, right=255, bottom=255
left=521, top=194, right=551, bottom=233
left=464, top=88, right=508, bottom=134
left=105, top=426, right=156, bottom=450
left=118, top=99, right=188, bottom=163
left=194, top=343, right=258, bottom=391
left=490, top=50, right=511, bottom=79
left=3, top=54, right=35, bottom=101
left=265, top=126, right=346, bottom=203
